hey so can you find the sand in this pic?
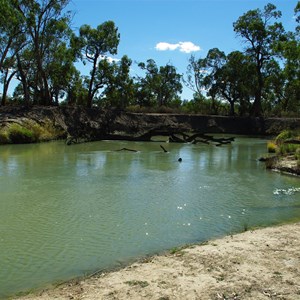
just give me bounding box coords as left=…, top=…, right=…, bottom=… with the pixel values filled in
left=14, top=222, right=300, bottom=300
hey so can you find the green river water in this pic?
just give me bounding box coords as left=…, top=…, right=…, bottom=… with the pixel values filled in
left=0, top=137, right=300, bottom=298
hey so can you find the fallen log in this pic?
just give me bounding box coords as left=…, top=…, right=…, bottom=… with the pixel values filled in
left=160, top=145, right=169, bottom=153
left=115, top=148, right=138, bottom=152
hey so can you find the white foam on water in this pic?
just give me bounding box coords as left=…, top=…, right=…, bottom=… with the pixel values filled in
left=273, top=187, right=300, bottom=195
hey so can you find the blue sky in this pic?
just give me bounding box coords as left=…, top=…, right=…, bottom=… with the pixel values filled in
left=68, top=0, right=298, bottom=100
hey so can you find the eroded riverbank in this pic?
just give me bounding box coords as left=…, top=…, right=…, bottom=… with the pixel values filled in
left=1, top=106, right=300, bottom=145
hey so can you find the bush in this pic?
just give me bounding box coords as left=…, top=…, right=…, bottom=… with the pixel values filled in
left=277, top=143, right=299, bottom=155
left=8, top=124, right=35, bottom=144
left=267, top=141, right=277, bottom=153
left=275, top=130, right=293, bottom=144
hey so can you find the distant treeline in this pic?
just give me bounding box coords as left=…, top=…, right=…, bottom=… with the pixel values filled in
left=0, top=0, right=299, bottom=117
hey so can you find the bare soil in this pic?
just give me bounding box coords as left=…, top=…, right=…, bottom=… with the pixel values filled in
left=14, top=222, right=300, bottom=300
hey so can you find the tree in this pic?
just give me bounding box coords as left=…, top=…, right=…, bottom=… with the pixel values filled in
left=208, top=51, right=256, bottom=116
left=0, top=0, right=25, bottom=105
left=102, top=55, right=134, bottom=109
left=78, top=21, right=120, bottom=108
left=185, top=48, right=228, bottom=114
left=14, top=0, right=72, bottom=105
left=47, top=43, right=77, bottom=105
left=183, top=54, right=209, bottom=99
left=233, top=3, right=285, bottom=116
left=137, top=59, right=182, bottom=107
left=268, top=2, right=300, bottom=114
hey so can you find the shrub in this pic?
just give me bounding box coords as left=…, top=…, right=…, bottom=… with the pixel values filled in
left=8, top=124, right=35, bottom=144
left=275, top=130, right=293, bottom=144
left=277, top=143, right=299, bottom=155
left=267, top=141, right=277, bottom=153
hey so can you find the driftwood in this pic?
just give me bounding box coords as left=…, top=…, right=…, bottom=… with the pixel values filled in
left=160, top=145, right=168, bottom=153
left=169, top=132, right=234, bottom=146
left=115, top=148, right=138, bottom=152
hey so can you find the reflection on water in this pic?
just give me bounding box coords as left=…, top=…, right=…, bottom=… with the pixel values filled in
left=0, top=137, right=299, bottom=298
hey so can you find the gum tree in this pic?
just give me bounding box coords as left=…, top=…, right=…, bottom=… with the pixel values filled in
left=14, top=0, right=73, bottom=105
left=137, top=59, right=182, bottom=107
left=78, top=21, right=120, bottom=108
left=233, top=3, right=285, bottom=116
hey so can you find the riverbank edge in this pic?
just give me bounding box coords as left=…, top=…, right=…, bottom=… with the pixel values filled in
left=12, top=221, right=300, bottom=300
left=1, top=106, right=300, bottom=144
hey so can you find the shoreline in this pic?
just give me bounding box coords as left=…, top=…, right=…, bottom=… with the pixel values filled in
left=13, top=222, right=300, bottom=300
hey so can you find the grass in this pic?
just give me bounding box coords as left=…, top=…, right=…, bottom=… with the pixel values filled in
left=266, top=130, right=300, bottom=170
left=275, top=130, right=294, bottom=144
left=0, top=119, right=65, bottom=145
left=124, top=280, right=149, bottom=288
left=8, top=123, right=35, bottom=143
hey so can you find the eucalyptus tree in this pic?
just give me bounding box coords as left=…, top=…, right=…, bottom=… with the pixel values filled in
left=183, top=55, right=210, bottom=99
left=102, top=55, right=134, bottom=109
left=208, top=51, right=256, bottom=116
left=65, top=70, right=87, bottom=106
left=233, top=3, right=285, bottom=116
left=137, top=59, right=182, bottom=107
left=0, top=0, right=23, bottom=70
left=264, top=2, right=300, bottom=114
left=14, top=0, right=73, bottom=105
left=0, top=0, right=25, bottom=105
left=48, top=43, right=78, bottom=105
left=78, top=21, right=120, bottom=108
left=279, top=2, right=300, bottom=113
left=1, top=58, right=18, bottom=106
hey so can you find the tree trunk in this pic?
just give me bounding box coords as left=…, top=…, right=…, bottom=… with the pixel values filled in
left=251, top=62, right=264, bottom=117
left=87, top=56, right=98, bottom=108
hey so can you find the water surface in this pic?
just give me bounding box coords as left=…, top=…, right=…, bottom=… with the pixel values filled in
left=0, top=137, right=300, bottom=298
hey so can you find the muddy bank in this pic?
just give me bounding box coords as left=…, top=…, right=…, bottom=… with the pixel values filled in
left=14, top=222, right=300, bottom=300
left=1, top=106, right=300, bottom=144
left=264, top=155, right=300, bottom=176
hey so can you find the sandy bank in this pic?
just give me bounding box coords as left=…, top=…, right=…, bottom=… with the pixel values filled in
left=14, top=222, right=300, bottom=300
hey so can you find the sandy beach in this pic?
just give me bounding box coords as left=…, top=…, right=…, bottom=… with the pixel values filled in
left=14, top=222, right=300, bottom=300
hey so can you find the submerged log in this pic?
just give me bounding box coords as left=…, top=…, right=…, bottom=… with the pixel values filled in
left=160, top=145, right=168, bottom=153
left=115, top=148, right=138, bottom=152
left=168, top=132, right=234, bottom=146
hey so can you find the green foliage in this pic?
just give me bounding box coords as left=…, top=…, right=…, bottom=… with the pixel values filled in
left=233, top=3, right=285, bottom=116
left=273, top=129, right=300, bottom=156
left=8, top=124, right=35, bottom=144
left=0, top=120, right=65, bottom=145
left=267, top=141, right=277, bottom=153
left=136, top=59, right=182, bottom=108
left=277, top=143, right=299, bottom=155
left=275, top=130, right=294, bottom=144
left=78, top=21, right=120, bottom=107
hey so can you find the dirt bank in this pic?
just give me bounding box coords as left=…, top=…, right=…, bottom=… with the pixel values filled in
left=14, top=222, right=300, bottom=300
left=1, top=106, right=300, bottom=145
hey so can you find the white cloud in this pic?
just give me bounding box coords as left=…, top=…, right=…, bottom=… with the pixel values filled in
left=155, top=42, right=179, bottom=51
left=155, top=41, right=201, bottom=53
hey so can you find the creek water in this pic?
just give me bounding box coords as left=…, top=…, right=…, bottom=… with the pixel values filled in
left=0, top=137, right=300, bottom=298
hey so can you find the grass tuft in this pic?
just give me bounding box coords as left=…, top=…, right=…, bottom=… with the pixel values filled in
left=124, top=280, right=149, bottom=288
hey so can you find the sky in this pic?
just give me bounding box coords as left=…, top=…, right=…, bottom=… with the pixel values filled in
left=67, top=0, right=298, bottom=100
left=4, top=0, right=298, bottom=100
